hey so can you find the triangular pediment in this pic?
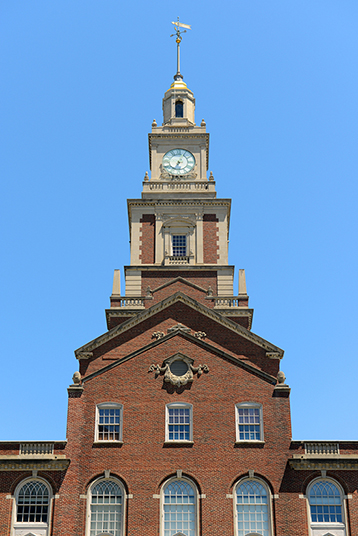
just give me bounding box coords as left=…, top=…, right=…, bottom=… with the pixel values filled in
left=76, top=292, right=283, bottom=360
left=151, top=276, right=207, bottom=295
left=81, top=323, right=277, bottom=386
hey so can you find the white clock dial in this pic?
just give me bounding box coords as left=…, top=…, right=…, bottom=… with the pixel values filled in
left=162, top=149, right=195, bottom=175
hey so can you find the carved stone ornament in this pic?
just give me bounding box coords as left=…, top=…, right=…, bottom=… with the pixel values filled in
left=148, top=353, right=209, bottom=387
left=277, top=371, right=286, bottom=384
left=207, top=286, right=213, bottom=297
left=167, top=323, right=191, bottom=334
left=146, top=286, right=153, bottom=297
left=194, top=331, right=206, bottom=340
left=160, top=165, right=197, bottom=181
left=72, top=371, right=81, bottom=385
left=152, top=331, right=165, bottom=340
left=76, top=352, right=93, bottom=360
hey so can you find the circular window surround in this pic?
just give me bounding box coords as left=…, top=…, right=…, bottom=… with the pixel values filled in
left=163, top=353, right=194, bottom=386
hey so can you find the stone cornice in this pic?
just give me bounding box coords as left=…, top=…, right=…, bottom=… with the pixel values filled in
left=75, top=291, right=283, bottom=358
left=0, top=458, right=70, bottom=472
left=289, top=457, right=358, bottom=471
left=81, top=329, right=277, bottom=386
left=127, top=198, right=231, bottom=236
left=123, top=265, right=235, bottom=273
left=127, top=199, right=231, bottom=207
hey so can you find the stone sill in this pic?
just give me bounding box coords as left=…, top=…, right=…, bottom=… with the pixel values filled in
left=93, top=441, right=123, bottom=446
left=0, top=455, right=67, bottom=460
left=163, top=441, right=194, bottom=446
left=292, top=454, right=358, bottom=460
left=235, top=441, right=265, bottom=446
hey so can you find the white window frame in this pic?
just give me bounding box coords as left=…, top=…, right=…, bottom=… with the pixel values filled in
left=306, top=477, right=347, bottom=536
left=235, top=402, right=264, bottom=443
left=85, top=476, right=126, bottom=536
left=234, top=477, right=273, bottom=536
left=160, top=476, right=199, bottom=536
left=94, top=402, right=123, bottom=443
left=11, top=477, right=53, bottom=536
left=165, top=403, right=193, bottom=443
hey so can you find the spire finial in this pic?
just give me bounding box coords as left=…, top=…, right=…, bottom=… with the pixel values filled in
left=170, top=17, right=191, bottom=81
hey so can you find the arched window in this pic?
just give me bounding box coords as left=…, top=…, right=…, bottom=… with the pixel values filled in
left=308, top=479, right=346, bottom=536
left=175, top=100, right=183, bottom=118
left=13, top=478, right=52, bottom=536
left=162, top=478, right=197, bottom=536
left=88, top=478, right=125, bottom=536
left=235, top=479, right=271, bottom=536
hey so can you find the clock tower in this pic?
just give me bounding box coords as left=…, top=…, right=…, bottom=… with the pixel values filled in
left=108, top=64, right=253, bottom=332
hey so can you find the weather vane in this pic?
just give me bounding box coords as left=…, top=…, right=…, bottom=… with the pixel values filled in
left=170, top=17, right=191, bottom=80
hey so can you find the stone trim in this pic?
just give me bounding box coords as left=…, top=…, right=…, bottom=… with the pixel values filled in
left=151, top=276, right=207, bottom=294
left=149, top=352, right=209, bottom=387
left=76, top=291, right=283, bottom=358
left=289, top=457, right=358, bottom=471
left=0, top=459, right=70, bottom=471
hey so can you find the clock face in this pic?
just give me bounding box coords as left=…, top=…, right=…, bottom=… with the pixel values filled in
left=162, top=149, right=195, bottom=176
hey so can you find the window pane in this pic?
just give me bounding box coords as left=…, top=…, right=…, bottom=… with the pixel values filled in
left=91, top=480, right=123, bottom=536
left=172, top=235, right=186, bottom=256
left=98, top=407, right=121, bottom=441
left=238, top=407, right=261, bottom=441
left=236, top=480, right=269, bottom=536
left=164, top=480, right=196, bottom=536
left=309, top=481, right=343, bottom=523
left=168, top=408, right=190, bottom=441
left=17, top=481, right=49, bottom=523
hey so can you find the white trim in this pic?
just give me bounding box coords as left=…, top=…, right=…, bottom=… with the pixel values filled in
left=85, top=476, right=126, bottom=536
left=165, top=402, right=193, bottom=443
left=94, top=402, right=123, bottom=443
left=160, top=475, right=199, bottom=536
left=234, top=477, right=273, bottom=536
left=306, top=477, right=347, bottom=536
left=11, top=477, right=53, bottom=536
left=235, top=402, right=264, bottom=443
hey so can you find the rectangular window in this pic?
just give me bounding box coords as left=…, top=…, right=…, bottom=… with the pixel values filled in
left=236, top=403, right=263, bottom=442
left=166, top=403, right=193, bottom=442
left=95, top=403, right=123, bottom=442
left=172, top=235, right=186, bottom=256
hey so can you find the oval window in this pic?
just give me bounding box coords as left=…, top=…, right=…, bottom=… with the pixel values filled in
left=170, top=360, right=188, bottom=376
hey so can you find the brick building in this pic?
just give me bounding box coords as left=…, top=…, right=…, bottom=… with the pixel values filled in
left=0, top=60, right=357, bottom=536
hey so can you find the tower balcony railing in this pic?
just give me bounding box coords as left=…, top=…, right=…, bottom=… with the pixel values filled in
left=143, top=181, right=216, bottom=194
left=166, top=255, right=190, bottom=265
left=110, top=297, right=146, bottom=308
left=213, top=297, right=249, bottom=308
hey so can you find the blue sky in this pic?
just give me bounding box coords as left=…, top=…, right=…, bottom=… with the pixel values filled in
left=1, top=1, right=357, bottom=441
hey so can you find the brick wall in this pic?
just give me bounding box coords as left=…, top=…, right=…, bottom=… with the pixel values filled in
left=139, top=214, right=155, bottom=264
left=203, top=214, right=219, bottom=264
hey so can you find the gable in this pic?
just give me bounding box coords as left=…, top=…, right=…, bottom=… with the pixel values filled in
left=81, top=329, right=277, bottom=386
left=76, top=292, right=283, bottom=364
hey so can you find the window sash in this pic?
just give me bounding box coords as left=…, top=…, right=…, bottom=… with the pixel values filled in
left=236, top=405, right=263, bottom=442
left=96, top=405, right=122, bottom=442
left=236, top=480, right=270, bottom=536
left=166, top=405, right=192, bottom=442
left=172, top=235, right=186, bottom=257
